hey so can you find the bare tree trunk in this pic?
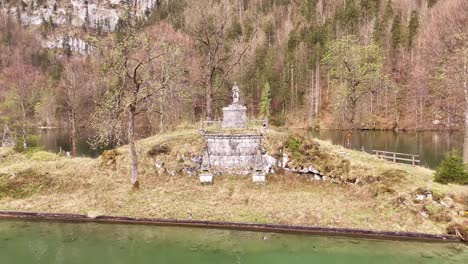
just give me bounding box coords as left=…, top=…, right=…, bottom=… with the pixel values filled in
left=308, top=69, right=314, bottom=126
left=129, top=105, right=139, bottom=189
left=68, top=108, right=77, bottom=157
left=315, top=61, right=320, bottom=118
left=206, top=77, right=213, bottom=120
left=346, top=99, right=358, bottom=149
left=20, top=101, right=27, bottom=150
left=463, top=55, right=468, bottom=163
left=159, top=90, right=164, bottom=133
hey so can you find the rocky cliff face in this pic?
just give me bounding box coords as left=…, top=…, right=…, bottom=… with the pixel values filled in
left=1, top=0, right=157, bottom=54
left=44, top=35, right=95, bottom=54
left=2, top=0, right=157, bottom=31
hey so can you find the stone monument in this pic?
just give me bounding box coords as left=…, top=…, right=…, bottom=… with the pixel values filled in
left=201, top=83, right=269, bottom=183
left=2, top=125, right=16, bottom=148
left=222, top=83, right=247, bottom=129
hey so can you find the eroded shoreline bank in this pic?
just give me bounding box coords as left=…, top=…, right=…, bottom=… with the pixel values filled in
left=0, top=210, right=464, bottom=243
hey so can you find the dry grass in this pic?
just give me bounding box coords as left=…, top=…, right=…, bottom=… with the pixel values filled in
left=0, top=129, right=466, bottom=235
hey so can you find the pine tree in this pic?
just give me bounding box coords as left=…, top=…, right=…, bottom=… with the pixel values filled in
left=391, top=14, right=402, bottom=49
left=260, top=82, right=271, bottom=118
left=407, top=11, right=419, bottom=48
left=434, top=150, right=468, bottom=185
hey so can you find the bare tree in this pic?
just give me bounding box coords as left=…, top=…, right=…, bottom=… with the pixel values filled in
left=92, top=23, right=181, bottom=188
left=418, top=0, right=468, bottom=161
left=184, top=0, right=254, bottom=120
left=59, top=59, right=96, bottom=157
left=0, top=63, right=44, bottom=150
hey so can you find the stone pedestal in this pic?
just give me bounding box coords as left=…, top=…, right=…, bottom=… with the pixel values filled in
left=222, top=104, right=247, bottom=129
left=252, top=172, right=266, bottom=184
left=199, top=173, right=213, bottom=185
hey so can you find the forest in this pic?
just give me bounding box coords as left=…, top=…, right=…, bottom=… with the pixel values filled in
left=0, top=0, right=467, bottom=155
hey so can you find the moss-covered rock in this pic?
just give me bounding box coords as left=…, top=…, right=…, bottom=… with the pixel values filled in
left=275, top=134, right=350, bottom=178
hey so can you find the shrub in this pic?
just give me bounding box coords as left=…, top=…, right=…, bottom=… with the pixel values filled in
left=285, top=136, right=302, bottom=158
left=434, top=150, right=468, bottom=185
left=147, top=145, right=171, bottom=157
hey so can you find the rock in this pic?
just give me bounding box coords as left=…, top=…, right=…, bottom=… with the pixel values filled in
left=86, top=211, right=102, bottom=219
left=282, top=153, right=289, bottom=168
left=322, top=176, right=328, bottom=181
left=182, top=166, right=197, bottom=176
left=416, top=194, right=425, bottom=201
left=200, top=150, right=210, bottom=171
left=338, top=151, right=348, bottom=156
left=440, top=197, right=454, bottom=208
left=155, top=159, right=164, bottom=169
left=262, top=154, right=277, bottom=172
left=191, top=155, right=203, bottom=166
left=308, top=166, right=319, bottom=174
left=313, top=175, right=321, bottom=181
left=199, top=173, right=213, bottom=185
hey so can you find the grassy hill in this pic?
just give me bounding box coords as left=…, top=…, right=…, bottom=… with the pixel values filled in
left=0, top=128, right=466, bottom=235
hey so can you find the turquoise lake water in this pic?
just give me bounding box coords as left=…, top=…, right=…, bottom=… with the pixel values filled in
left=0, top=220, right=466, bottom=264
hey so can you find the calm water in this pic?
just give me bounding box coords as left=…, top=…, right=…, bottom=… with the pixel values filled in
left=311, top=130, right=464, bottom=169
left=35, top=129, right=106, bottom=157
left=34, top=129, right=463, bottom=168
left=0, top=220, right=466, bottom=264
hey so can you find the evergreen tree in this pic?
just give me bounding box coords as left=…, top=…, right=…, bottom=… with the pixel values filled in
left=260, top=82, right=271, bottom=118
left=434, top=150, right=468, bottom=185
left=407, top=11, right=419, bottom=48
left=391, top=14, right=402, bottom=49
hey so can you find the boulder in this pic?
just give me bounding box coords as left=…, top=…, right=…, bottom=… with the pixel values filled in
left=262, top=154, right=277, bottom=173
left=282, top=153, right=289, bottom=168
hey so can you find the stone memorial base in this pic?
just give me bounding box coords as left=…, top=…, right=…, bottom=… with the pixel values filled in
left=204, top=134, right=263, bottom=172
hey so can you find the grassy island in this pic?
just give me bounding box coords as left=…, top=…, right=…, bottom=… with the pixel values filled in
left=0, top=129, right=466, bottom=236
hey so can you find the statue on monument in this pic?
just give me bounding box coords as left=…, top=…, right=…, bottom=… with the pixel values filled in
left=2, top=125, right=16, bottom=148
left=232, top=83, right=240, bottom=104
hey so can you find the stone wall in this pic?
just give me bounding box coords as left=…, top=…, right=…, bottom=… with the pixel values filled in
left=205, top=134, right=262, bottom=170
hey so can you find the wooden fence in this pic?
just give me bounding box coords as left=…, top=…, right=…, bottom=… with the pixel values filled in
left=372, top=150, right=420, bottom=166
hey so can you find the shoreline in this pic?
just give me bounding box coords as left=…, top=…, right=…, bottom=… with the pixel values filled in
left=0, top=210, right=464, bottom=244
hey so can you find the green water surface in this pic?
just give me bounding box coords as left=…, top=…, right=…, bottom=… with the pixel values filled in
left=0, top=220, right=466, bottom=264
